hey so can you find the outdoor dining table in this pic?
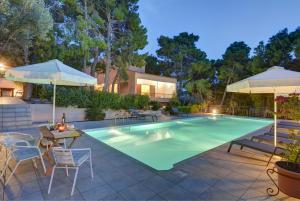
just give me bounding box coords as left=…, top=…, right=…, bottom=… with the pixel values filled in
left=50, top=128, right=83, bottom=148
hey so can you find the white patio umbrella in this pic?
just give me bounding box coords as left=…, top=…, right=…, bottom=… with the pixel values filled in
left=5, top=59, right=97, bottom=124
left=226, top=66, right=300, bottom=146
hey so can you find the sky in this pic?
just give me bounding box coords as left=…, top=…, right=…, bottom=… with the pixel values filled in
left=138, top=0, right=300, bottom=60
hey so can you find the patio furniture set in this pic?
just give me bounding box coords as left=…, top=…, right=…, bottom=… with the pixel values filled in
left=228, top=121, right=300, bottom=198
left=228, top=121, right=300, bottom=165
left=0, top=125, right=93, bottom=197
left=113, top=109, right=159, bottom=125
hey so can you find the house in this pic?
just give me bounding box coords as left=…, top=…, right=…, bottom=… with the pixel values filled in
left=0, top=78, right=23, bottom=97
left=96, top=66, right=177, bottom=102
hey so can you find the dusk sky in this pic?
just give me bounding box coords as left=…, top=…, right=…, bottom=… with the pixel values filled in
left=138, top=0, right=300, bottom=59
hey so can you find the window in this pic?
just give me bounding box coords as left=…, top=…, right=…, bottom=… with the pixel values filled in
left=95, top=84, right=118, bottom=93
left=141, top=84, right=150, bottom=95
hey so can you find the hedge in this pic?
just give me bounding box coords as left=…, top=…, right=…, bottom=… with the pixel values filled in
left=52, top=87, right=150, bottom=110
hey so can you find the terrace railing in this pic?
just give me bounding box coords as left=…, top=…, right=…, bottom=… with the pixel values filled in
left=208, top=105, right=274, bottom=118
left=140, top=93, right=174, bottom=100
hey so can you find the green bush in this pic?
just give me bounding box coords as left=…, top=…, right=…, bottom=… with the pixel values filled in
left=178, top=106, right=192, bottom=113
left=149, top=101, right=160, bottom=111
left=85, top=105, right=106, bottom=120
left=134, top=95, right=150, bottom=109
left=54, top=87, right=151, bottom=120
left=190, top=104, right=201, bottom=113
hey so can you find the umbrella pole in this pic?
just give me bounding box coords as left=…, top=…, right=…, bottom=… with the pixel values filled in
left=52, top=83, right=56, bottom=125
left=274, top=93, right=277, bottom=147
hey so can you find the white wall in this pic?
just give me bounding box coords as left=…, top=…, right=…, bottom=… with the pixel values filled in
left=30, top=104, right=86, bottom=123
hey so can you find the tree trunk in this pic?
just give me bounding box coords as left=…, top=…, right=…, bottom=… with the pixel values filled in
left=22, top=41, right=33, bottom=100
left=83, top=0, right=88, bottom=70
left=111, top=72, right=119, bottom=93
left=90, top=48, right=99, bottom=90
left=90, top=48, right=99, bottom=77
left=220, top=77, right=231, bottom=106
left=104, top=10, right=112, bottom=92
left=220, top=66, right=235, bottom=106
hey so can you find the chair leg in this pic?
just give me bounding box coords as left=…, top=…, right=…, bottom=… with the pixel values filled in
left=38, top=150, right=47, bottom=174
left=71, top=167, right=79, bottom=196
left=1, top=155, right=11, bottom=178
left=227, top=143, right=233, bottom=152
left=89, top=153, right=94, bottom=179
left=65, top=165, right=69, bottom=176
left=48, top=165, right=56, bottom=194
left=5, top=162, right=20, bottom=185
left=267, top=154, right=274, bottom=166
left=32, top=159, right=38, bottom=169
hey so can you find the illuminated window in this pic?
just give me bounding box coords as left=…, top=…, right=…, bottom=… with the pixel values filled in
left=95, top=84, right=118, bottom=93
left=141, top=84, right=150, bottom=95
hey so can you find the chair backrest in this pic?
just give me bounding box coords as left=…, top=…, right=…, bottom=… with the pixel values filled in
left=52, top=148, right=75, bottom=166
left=38, top=126, right=54, bottom=140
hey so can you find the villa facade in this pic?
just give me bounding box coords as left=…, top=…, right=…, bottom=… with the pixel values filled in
left=96, top=66, right=177, bottom=102
left=1, top=66, right=177, bottom=103
left=0, top=78, right=23, bottom=97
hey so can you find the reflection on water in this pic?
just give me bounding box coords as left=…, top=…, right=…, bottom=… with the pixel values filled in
left=135, top=130, right=171, bottom=145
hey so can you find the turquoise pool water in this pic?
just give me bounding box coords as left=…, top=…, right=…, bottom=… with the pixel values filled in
left=85, top=116, right=272, bottom=170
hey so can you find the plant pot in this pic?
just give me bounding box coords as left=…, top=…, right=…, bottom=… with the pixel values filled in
left=275, top=161, right=300, bottom=198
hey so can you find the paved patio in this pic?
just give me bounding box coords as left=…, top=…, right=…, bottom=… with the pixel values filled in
left=0, top=117, right=298, bottom=201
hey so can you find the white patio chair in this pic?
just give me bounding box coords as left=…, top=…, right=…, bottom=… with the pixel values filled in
left=0, top=135, right=46, bottom=185
left=48, top=147, right=93, bottom=196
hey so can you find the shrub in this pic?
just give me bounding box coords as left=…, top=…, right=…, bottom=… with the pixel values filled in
left=169, top=96, right=180, bottom=107
left=55, top=87, right=150, bottom=116
left=85, top=105, right=106, bottom=120
left=190, top=104, right=201, bottom=113
left=119, top=95, right=135, bottom=109
left=165, top=96, right=180, bottom=112
left=134, top=95, right=150, bottom=109
left=178, top=106, right=192, bottom=113
left=149, top=101, right=160, bottom=111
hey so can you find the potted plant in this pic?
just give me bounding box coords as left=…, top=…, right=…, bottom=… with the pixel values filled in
left=269, top=94, right=300, bottom=198
left=274, top=133, right=300, bottom=198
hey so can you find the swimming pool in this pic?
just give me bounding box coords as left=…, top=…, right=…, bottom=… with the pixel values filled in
left=85, top=116, right=272, bottom=170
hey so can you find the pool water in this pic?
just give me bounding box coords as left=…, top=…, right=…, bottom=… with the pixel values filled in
left=85, top=116, right=272, bottom=170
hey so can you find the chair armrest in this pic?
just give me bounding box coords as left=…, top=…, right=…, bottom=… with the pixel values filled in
left=15, top=140, right=32, bottom=146
left=14, top=145, right=39, bottom=149
left=71, top=148, right=91, bottom=152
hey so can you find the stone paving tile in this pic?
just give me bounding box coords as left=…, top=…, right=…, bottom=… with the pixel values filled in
left=158, top=185, right=198, bottom=201
left=178, top=175, right=211, bottom=196
left=147, top=194, right=166, bottom=201
left=157, top=170, right=187, bottom=184
left=121, top=164, right=156, bottom=182
left=198, top=186, right=240, bottom=201
left=75, top=174, right=106, bottom=193
left=106, top=174, right=138, bottom=192
left=213, top=178, right=249, bottom=198
left=220, top=171, right=255, bottom=188
left=141, top=175, right=175, bottom=194
left=43, top=182, right=82, bottom=201
left=81, top=184, right=117, bottom=200
left=63, top=192, right=85, bottom=201
left=240, top=187, right=280, bottom=201
left=19, top=190, right=44, bottom=201
left=118, top=183, right=156, bottom=201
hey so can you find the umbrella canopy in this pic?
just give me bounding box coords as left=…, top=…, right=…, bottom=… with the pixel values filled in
left=226, top=66, right=300, bottom=146
left=227, top=66, right=300, bottom=94
left=5, top=59, right=97, bottom=123
left=5, top=59, right=96, bottom=86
